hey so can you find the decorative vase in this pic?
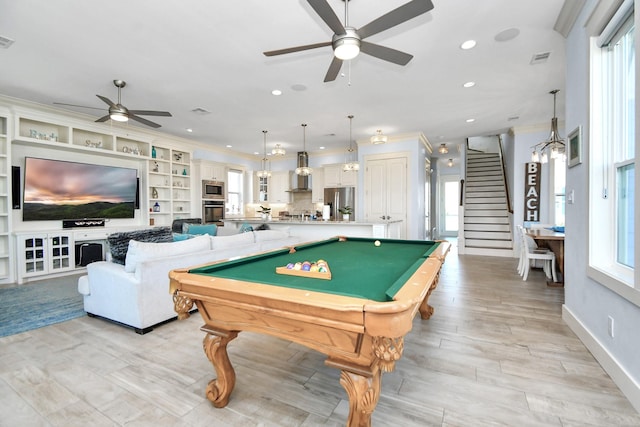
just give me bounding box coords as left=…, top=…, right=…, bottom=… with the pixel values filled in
left=151, top=146, right=157, bottom=158
left=153, top=202, right=160, bottom=212
left=151, top=187, right=158, bottom=199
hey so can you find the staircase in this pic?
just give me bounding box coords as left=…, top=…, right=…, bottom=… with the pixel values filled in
left=462, top=152, right=514, bottom=257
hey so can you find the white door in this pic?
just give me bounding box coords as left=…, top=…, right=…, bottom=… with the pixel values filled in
left=365, top=154, right=408, bottom=238
left=439, top=175, right=460, bottom=237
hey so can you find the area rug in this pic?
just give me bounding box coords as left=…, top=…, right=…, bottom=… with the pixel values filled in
left=0, top=275, right=85, bottom=338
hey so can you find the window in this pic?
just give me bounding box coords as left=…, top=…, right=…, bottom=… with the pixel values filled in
left=226, top=169, right=244, bottom=216
left=589, top=7, right=635, bottom=289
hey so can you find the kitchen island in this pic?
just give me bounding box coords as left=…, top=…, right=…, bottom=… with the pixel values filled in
left=223, top=218, right=403, bottom=239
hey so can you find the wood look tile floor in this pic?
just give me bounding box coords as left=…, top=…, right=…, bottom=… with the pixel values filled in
left=1, top=242, right=639, bottom=426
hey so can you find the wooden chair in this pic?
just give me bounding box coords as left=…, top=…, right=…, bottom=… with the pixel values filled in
left=521, top=233, right=557, bottom=282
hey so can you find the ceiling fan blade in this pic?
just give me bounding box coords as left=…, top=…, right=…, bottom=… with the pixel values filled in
left=307, top=0, right=346, bottom=35
left=95, top=115, right=110, bottom=123
left=96, top=94, right=116, bottom=108
left=360, top=41, right=413, bottom=65
left=53, top=102, right=105, bottom=111
left=264, top=41, right=332, bottom=57
left=324, top=56, right=343, bottom=82
left=129, top=114, right=162, bottom=128
left=358, top=0, right=434, bottom=39
left=129, top=110, right=172, bottom=117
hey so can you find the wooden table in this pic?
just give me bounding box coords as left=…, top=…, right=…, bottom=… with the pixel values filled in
left=526, top=228, right=565, bottom=286
left=169, top=237, right=450, bottom=426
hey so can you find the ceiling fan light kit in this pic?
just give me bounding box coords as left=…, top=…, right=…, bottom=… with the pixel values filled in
left=333, top=28, right=361, bottom=60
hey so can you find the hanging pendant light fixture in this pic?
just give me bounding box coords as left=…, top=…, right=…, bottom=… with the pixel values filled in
left=272, top=143, right=286, bottom=156
left=256, top=130, right=271, bottom=178
left=342, top=115, right=359, bottom=172
left=447, top=158, right=454, bottom=167
left=295, top=124, right=313, bottom=176
left=530, top=89, right=566, bottom=164
left=370, top=129, right=387, bottom=144
left=438, top=143, right=449, bottom=154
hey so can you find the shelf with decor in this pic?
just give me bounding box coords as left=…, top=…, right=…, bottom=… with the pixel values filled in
left=147, top=145, right=192, bottom=226
left=0, top=113, right=9, bottom=282
left=14, top=116, right=152, bottom=160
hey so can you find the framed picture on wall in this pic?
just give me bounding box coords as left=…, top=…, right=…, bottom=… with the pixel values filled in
left=568, top=126, right=582, bottom=168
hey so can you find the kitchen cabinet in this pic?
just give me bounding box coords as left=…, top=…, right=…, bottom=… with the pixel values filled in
left=311, top=168, right=325, bottom=203
left=323, top=164, right=357, bottom=187
left=269, top=171, right=291, bottom=203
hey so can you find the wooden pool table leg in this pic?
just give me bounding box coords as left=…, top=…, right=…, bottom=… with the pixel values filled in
left=339, top=367, right=381, bottom=427
left=419, top=271, right=440, bottom=319
left=202, top=328, right=238, bottom=408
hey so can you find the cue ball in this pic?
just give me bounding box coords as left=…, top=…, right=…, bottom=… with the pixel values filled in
left=374, top=240, right=381, bottom=246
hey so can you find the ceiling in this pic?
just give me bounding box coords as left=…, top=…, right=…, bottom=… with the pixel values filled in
left=0, top=0, right=567, bottom=161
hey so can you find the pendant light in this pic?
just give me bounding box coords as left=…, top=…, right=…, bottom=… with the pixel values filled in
left=438, top=143, right=449, bottom=154
left=295, top=124, right=312, bottom=176
left=272, top=144, right=285, bottom=156
left=256, top=130, right=271, bottom=178
left=370, top=129, right=387, bottom=144
left=530, top=89, right=565, bottom=164
left=342, top=115, right=359, bottom=172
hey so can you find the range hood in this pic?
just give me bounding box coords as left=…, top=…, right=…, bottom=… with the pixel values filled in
left=289, top=151, right=311, bottom=192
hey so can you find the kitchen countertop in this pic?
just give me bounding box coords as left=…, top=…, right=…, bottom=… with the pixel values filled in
left=223, top=218, right=403, bottom=225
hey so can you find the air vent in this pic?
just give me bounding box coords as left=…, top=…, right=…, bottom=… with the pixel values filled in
left=190, top=107, right=211, bottom=115
left=0, top=35, right=15, bottom=49
left=530, top=52, right=551, bottom=65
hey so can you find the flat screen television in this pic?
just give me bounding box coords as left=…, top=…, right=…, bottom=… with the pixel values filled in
left=23, top=157, right=138, bottom=221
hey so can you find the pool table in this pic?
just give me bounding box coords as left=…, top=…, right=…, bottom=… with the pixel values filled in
left=169, top=236, right=450, bottom=427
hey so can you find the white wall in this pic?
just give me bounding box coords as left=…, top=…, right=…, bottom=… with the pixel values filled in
left=562, top=0, right=640, bottom=411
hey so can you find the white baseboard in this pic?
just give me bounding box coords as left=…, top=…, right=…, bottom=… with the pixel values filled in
left=562, top=304, right=640, bottom=412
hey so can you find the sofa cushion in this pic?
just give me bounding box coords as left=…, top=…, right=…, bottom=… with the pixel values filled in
left=254, top=230, right=290, bottom=242
left=210, top=231, right=255, bottom=250
left=107, top=227, right=173, bottom=265
left=183, top=223, right=217, bottom=236
left=124, top=234, right=211, bottom=273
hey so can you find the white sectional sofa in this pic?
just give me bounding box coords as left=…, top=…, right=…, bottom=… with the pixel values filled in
left=77, top=227, right=303, bottom=333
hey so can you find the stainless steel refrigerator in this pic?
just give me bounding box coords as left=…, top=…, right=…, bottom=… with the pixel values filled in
left=324, top=187, right=355, bottom=220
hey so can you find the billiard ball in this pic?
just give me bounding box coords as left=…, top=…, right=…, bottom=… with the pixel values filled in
left=374, top=240, right=381, bottom=246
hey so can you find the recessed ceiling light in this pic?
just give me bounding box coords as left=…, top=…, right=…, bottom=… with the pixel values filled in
left=254, top=151, right=260, bottom=155
left=226, top=145, right=232, bottom=148
left=466, top=118, right=475, bottom=123
left=460, top=40, right=476, bottom=50
left=319, top=146, right=326, bottom=150
left=186, top=128, right=193, bottom=133
left=463, top=81, right=476, bottom=88
left=271, top=89, right=282, bottom=96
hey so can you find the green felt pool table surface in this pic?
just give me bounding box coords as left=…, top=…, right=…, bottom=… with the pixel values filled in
left=188, top=237, right=442, bottom=302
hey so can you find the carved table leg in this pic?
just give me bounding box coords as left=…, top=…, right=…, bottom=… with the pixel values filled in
left=340, top=368, right=381, bottom=427
left=419, top=271, right=440, bottom=319
left=202, top=330, right=238, bottom=407
left=173, top=292, right=194, bottom=320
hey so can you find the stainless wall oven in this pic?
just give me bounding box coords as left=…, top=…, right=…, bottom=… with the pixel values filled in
left=203, top=200, right=225, bottom=224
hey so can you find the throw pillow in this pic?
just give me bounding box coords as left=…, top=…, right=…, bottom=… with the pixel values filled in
left=183, top=223, right=217, bottom=236
left=107, top=226, right=173, bottom=265
left=239, top=223, right=253, bottom=233
left=173, top=233, right=195, bottom=241
left=124, top=234, right=211, bottom=273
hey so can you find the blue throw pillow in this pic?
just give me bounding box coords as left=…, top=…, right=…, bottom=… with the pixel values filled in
left=173, top=233, right=195, bottom=241
left=183, top=223, right=217, bottom=236
left=239, top=223, right=253, bottom=233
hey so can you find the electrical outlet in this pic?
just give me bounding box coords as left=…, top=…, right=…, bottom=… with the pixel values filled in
left=608, top=316, right=615, bottom=338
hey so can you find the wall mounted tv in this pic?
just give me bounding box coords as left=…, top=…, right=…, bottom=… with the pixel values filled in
left=23, top=157, right=138, bottom=221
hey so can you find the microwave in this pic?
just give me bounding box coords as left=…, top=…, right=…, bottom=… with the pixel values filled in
left=202, top=180, right=224, bottom=199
